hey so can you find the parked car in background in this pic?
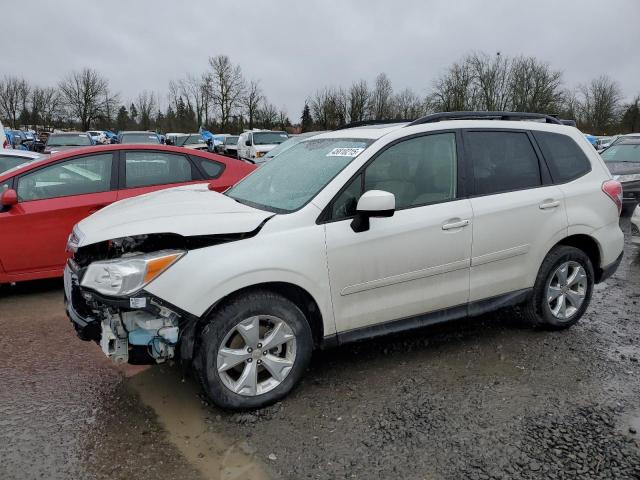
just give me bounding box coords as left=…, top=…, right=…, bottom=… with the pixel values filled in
left=0, top=121, right=8, bottom=149
left=632, top=205, right=640, bottom=246
left=596, top=136, right=615, bottom=151
left=0, top=149, right=45, bottom=174
left=118, top=131, right=162, bottom=144
left=10, top=130, right=30, bottom=150
left=44, top=132, right=94, bottom=154
left=171, top=133, right=208, bottom=150
left=64, top=112, right=623, bottom=410
left=260, top=131, right=325, bottom=163
left=0, top=144, right=255, bottom=284
left=610, top=133, right=640, bottom=147
left=236, top=130, right=288, bottom=163
left=216, top=135, right=239, bottom=157
left=88, top=130, right=108, bottom=145
left=601, top=137, right=640, bottom=211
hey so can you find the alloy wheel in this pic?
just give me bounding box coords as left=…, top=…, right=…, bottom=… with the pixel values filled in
left=216, top=315, right=297, bottom=396
left=546, top=261, right=588, bottom=320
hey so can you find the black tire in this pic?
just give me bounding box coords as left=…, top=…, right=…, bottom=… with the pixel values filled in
left=522, top=245, right=594, bottom=330
left=195, top=290, right=313, bottom=410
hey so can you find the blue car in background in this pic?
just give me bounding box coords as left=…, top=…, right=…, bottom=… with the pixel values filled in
left=584, top=134, right=598, bottom=148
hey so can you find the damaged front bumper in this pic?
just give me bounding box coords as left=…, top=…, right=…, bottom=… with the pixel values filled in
left=64, top=260, right=191, bottom=365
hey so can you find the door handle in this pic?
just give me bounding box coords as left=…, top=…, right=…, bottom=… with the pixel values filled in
left=442, top=219, right=470, bottom=230
left=539, top=200, right=560, bottom=210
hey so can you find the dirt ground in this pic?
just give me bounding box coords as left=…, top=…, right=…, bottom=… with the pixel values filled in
left=1, top=216, right=639, bottom=480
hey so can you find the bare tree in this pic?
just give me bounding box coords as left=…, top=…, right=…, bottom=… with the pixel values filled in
left=310, top=87, right=346, bottom=129
left=577, top=75, right=623, bottom=134
left=467, top=52, right=511, bottom=111
left=242, top=79, right=264, bottom=130
left=135, top=91, right=157, bottom=130
left=58, top=68, right=111, bottom=130
left=0, top=75, right=30, bottom=128
left=393, top=88, right=425, bottom=119
left=178, top=73, right=207, bottom=128
left=348, top=80, right=370, bottom=123
left=428, top=60, right=477, bottom=112
left=39, top=87, right=62, bottom=127
left=509, top=56, right=563, bottom=112
left=208, top=55, right=245, bottom=131
left=370, top=73, right=394, bottom=119
left=257, top=102, right=279, bottom=129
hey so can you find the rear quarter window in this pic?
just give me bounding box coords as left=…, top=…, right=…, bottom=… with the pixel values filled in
left=533, top=131, right=591, bottom=183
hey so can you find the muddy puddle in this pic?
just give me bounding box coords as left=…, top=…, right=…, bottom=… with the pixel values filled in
left=123, top=364, right=269, bottom=480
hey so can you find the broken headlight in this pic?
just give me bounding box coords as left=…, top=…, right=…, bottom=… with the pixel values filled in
left=81, top=250, right=185, bottom=297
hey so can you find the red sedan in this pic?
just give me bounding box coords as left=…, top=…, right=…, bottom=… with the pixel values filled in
left=0, top=144, right=255, bottom=283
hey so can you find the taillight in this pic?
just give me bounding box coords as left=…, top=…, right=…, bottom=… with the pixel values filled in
left=2, top=139, right=7, bottom=149
left=602, top=180, right=623, bottom=216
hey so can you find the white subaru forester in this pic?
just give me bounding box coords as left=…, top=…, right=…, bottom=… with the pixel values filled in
left=65, top=112, right=624, bottom=410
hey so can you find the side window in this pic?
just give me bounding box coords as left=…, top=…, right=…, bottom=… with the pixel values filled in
left=331, top=133, right=458, bottom=219
left=124, top=151, right=192, bottom=188
left=532, top=131, right=591, bottom=183
left=332, top=174, right=362, bottom=220
left=17, top=153, right=113, bottom=201
left=196, top=158, right=225, bottom=178
left=466, top=131, right=541, bottom=195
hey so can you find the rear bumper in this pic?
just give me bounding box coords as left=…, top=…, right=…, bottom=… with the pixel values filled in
left=597, top=251, right=623, bottom=283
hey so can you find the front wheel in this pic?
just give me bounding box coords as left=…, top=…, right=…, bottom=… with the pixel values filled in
left=522, top=245, right=594, bottom=329
left=196, top=291, right=313, bottom=410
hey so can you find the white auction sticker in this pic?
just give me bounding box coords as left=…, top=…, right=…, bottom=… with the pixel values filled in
left=326, top=147, right=365, bottom=157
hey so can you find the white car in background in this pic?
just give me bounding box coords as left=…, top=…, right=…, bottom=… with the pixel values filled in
left=236, top=130, right=289, bottom=163
left=87, top=130, right=108, bottom=145
left=0, top=149, right=45, bottom=174
left=65, top=111, right=623, bottom=410
left=1, top=121, right=8, bottom=149
left=632, top=205, right=640, bottom=246
left=168, top=133, right=209, bottom=150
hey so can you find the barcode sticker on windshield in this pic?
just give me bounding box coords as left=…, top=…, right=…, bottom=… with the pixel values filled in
left=327, top=147, right=365, bottom=157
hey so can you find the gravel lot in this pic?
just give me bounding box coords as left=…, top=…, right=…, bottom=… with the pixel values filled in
left=1, top=216, right=639, bottom=480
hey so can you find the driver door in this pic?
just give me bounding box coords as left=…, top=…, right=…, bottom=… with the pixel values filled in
left=0, top=153, right=116, bottom=278
left=323, top=132, right=473, bottom=334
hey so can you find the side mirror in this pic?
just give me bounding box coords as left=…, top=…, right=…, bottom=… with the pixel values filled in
left=1, top=188, right=18, bottom=208
left=245, top=139, right=251, bottom=146
left=350, top=190, right=395, bottom=233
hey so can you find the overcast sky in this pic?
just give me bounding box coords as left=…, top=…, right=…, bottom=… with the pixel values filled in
left=3, top=0, right=639, bottom=119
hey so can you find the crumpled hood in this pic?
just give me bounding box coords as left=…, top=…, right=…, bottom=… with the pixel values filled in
left=76, top=183, right=273, bottom=247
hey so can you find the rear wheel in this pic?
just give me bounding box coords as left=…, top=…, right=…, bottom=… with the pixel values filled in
left=196, top=290, right=313, bottom=410
left=522, top=245, right=594, bottom=329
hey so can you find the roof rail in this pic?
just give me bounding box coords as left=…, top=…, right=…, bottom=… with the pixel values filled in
left=407, top=111, right=563, bottom=126
left=336, top=119, right=414, bottom=130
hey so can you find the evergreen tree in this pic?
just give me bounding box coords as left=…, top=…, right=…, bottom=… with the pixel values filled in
left=129, top=102, right=138, bottom=128
left=301, top=103, right=313, bottom=132
left=116, top=106, right=129, bottom=132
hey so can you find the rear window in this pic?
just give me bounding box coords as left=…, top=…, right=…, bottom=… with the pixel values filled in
left=533, top=131, right=591, bottom=182
left=466, top=131, right=541, bottom=195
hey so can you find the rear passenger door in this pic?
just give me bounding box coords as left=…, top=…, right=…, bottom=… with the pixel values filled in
left=464, top=129, right=568, bottom=302
left=116, top=150, right=201, bottom=200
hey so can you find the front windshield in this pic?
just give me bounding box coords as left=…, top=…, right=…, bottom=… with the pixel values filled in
left=264, top=137, right=300, bottom=158
left=226, top=138, right=373, bottom=212
left=601, top=144, right=640, bottom=163
left=0, top=155, right=40, bottom=174
left=225, top=136, right=239, bottom=145
left=253, top=131, right=288, bottom=145
left=47, top=134, right=92, bottom=146
left=121, top=133, right=160, bottom=144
